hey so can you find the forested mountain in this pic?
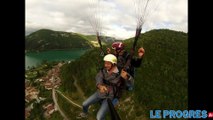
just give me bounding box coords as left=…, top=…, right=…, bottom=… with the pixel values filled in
left=25, top=29, right=93, bottom=51
left=59, top=29, right=188, bottom=119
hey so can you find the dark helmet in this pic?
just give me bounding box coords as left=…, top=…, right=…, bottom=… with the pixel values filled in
left=112, top=42, right=124, bottom=50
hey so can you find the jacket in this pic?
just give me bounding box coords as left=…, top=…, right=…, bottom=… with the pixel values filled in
left=96, top=67, right=120, bottom=99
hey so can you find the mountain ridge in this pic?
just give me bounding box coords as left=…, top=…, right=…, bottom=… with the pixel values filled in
left=25, top=29, right=93, bottom=52
left=25, top=29, right=122, bottom=52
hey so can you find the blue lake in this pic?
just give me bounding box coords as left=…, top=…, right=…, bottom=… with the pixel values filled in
left=25, top=49, right=89, bottom=70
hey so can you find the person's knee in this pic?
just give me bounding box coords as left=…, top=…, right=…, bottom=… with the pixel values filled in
left=82, top=101, right=87, bottom=107
left=96, top=111, right=105, bottom=120
left=82, top=101, right=89, bottom=113
left=96, top=114, right=104, bottom=120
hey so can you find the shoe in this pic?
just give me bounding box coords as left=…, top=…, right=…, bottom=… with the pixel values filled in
left=76, top=112, right=88, bottom=119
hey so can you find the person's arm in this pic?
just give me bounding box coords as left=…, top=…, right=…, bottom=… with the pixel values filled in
left=96, top=69, right=108, bottom=93
left=138, top=47, right=145, bottom=59
left=96, top=70, right=104, bottom=87
left=106, top=48, right=111, bottom=54
left=131, top=57, right=142, bottom=67
left=131, top=47, right=145, bottom=67
left=121, top=69, right=133, bottom=81
left=97, top=84, right=108, bottom=93
left=120, top=69, right=134, bottom=89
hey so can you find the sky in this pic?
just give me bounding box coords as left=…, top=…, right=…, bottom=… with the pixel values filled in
left=26, top=0, right=187, bottom=40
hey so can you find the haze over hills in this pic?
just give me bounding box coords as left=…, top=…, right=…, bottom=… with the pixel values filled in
left=25, top=29, right=93, bottom=51
left=80, top=34, right=122, bottom=47
left=25, top=29, right=120, bottom=51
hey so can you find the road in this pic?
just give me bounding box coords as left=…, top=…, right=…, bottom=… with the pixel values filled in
left=73, top=75, right=86, bottom=100
left=52, top=88, right=69, bottom=120
left=56, top=90, right=82, bottom=109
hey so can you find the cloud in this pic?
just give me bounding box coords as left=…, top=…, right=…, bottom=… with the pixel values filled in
left=26, top=0, right=187, bottom=39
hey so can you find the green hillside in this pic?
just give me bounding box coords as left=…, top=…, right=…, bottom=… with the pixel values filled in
left=25, top=29, right=93, bottom=51
left=59, top=29, right=188, bottom=120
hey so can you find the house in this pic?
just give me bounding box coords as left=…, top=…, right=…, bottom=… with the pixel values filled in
left=25, top=103, right=33, bottom=119
left=25, top=87, right=39, bottom=102
left=43, top=103, right=56, bottom=118
left=44, top=81, right=53, bottom=90
left=25, top=108, right=31, bottom=119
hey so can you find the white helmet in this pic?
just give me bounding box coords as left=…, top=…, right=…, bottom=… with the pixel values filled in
left=103, top=54, right=117, bottom=64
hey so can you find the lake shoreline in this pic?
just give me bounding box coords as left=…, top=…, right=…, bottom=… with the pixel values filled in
left=25, top=48, right=91, bottom=54
left=25, top=49, right=89, bottom=70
